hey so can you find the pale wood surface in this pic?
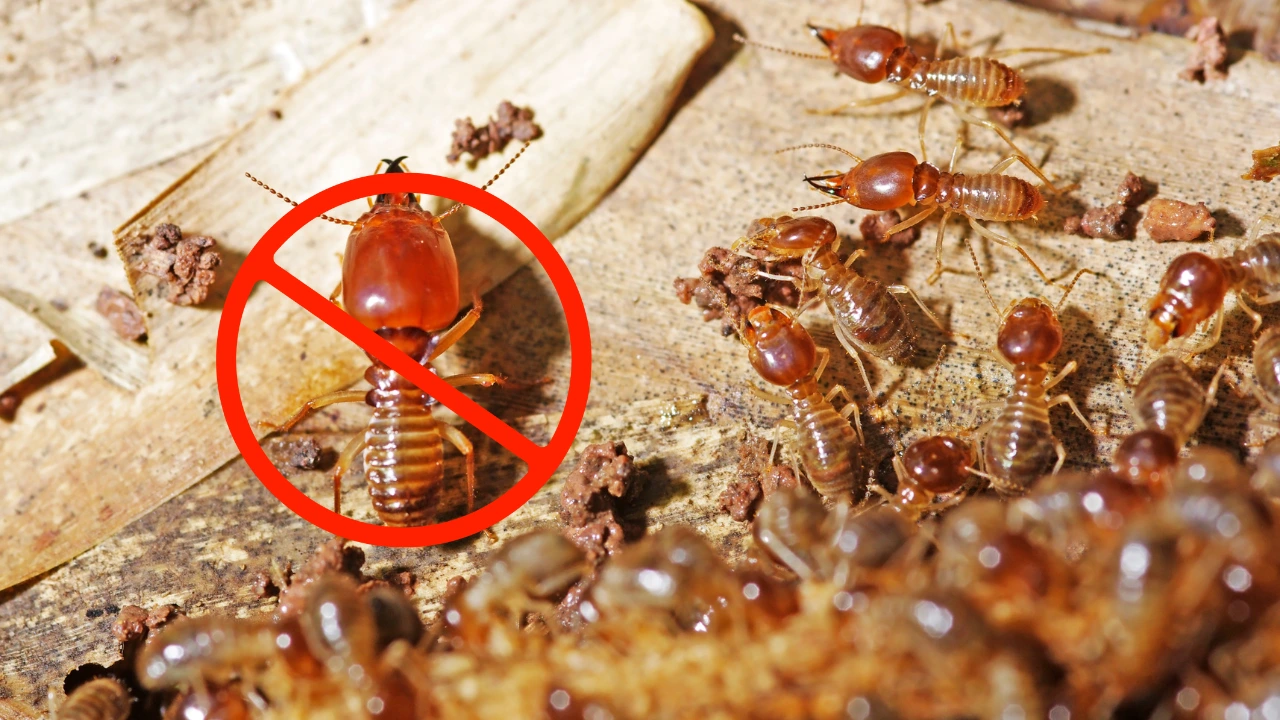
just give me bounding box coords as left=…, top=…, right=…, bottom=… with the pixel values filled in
left=4, top=0, right=1280, bottom=715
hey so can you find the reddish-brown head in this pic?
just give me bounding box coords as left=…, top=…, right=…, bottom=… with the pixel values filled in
left=808, top=24, right=906, bottom=84
left=769, top=216, right=838, bottom=254
left=741, top=306, right=817, bottom=386
left=1110, top=429, right=1178, bottom=491
left=805, top=151, right=919, bottom=211
left=342, top=156, right=460, bottom=333
left=997, top=298, right=1062, bottom=366
left=1145, top=252, right=1228, bottom=349
left=900, top=435, right=974, bottom=495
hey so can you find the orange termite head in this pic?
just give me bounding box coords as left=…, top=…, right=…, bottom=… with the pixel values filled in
left=741, top=306, right=817, bottom=386
left=996, top=298, right=1062, bottom=366
left=808, top=23, right=906, bottom=84
left=1110, top=429, right=1178, bottom=492
left=343, top=155, right=460, bottom=334
left=737, top=215, right=838, bottom=259
left=373, top=156, right=421, bottom=208
left=805, top=151, right=921, bottom=212
left=900, top=435, right=975, bottom=497
left=1145, top=252, right=1228, bottom=349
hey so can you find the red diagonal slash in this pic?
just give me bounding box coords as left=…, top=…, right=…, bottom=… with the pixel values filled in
left=217, top=171, right=590, bottom=547
left=260, top=262, right=544, bottom=463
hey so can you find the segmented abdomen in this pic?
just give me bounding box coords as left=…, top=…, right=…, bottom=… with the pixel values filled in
left=912, top=57, right=1025, bottom=107
left=58, top=678, right=131, bottom=720
left=1254, top=327, right=1280, bottom=410
left=982, top=394, right=1055, bottom=495
left=1132, top=354, right=1206, bottom=447
left=794, top=394, right=864, bottom=499
left=821, top=266, right=914, bottom=363
left=1233, top=235, right=1280, bottom=296
left=942, top=173, right=1043, bottom=222
left=365, top=368, right=444, bottom=526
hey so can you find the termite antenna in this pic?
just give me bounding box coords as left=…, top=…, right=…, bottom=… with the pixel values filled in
left=732, top=33, right=829, bottom=60
left=791, top=199, right=845, bottom=213
left=244, top=173, right=357, bottom=227
left=1055, top=268, right=1093, bottom=312
left=438, top=141, right=532, bottom=221
left=963, top=236, right=998, bottom=314
left=775, top=143, right=863, bottom=163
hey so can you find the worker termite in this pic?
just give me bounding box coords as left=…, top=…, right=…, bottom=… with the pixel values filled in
left=1125, top=353, right=1224, bottom=450
left=1249, top=325, right=1280, bottom=413
left=137, top=615, right=279, bottom=694
left=733, top=214, right=946, bottom=398
left=1146, top=215, right=1280, bottom=351
left=55, top=677, right=132, bottom=720
left=739, top=304, right=871, bottom=501
left=783, top=142, right=1067, bottom=298
left=978, top=272, right=1096, bottom=495
left=248, top=147, right=538, bottom=526
left=735, top=7, right=1106, bottom=161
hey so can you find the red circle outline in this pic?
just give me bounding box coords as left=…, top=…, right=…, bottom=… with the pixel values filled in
left=216, top=173, right=591, bottom=546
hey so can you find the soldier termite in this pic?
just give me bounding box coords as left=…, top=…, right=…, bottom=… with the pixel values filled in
left=734, top=4, right=1106, bottom=162
left=1146, top=215, right=1280, bottom=352
left=733, top=214, right=947, bottom=399
left=740, top=303, right=872, bottom=501
left=781, top=142, right=1067, bottom=300
left=978, top=271, right=1097, bottom=495
left=249, top=147, right=540, bottom=526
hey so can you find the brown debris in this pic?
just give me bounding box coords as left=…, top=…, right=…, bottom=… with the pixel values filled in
left=1142, top=198, right=1217, bottom=242
left=133, top=223, right=223, bottom=306
left=860, top=210, right=922, bottom=246
left=987, top=102, right=1027, bottom=129
left=270, top=437, right=323, bottom=471
left=1180, top=17, right=1228, bottom=83
left=252, top=570, right=281, bottom=599
left=673, top=246, right=804, bottom=336
left=94, top=287, right=147, bottom=341
left=1243, top=144, right=1280, bottom=183
left=111, top=604, right=182, bottom=645
left=718, top=434, right=799, bottom=523
left=1065, top=172, right=1153, bottom=240
left=446, top=100, right=543, bottom=164
left=87, top=241, right=109, bottom=259
left=559, top=442, right=639, bottom=563
left=357, top=570, right=417, bottom=598
left=274, top=537, right=367, bottom=617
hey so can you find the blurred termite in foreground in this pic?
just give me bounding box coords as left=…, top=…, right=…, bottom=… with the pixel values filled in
left=733, top=213, right=946, bottom=398
left=782, top=141, right=1069, bottom=302
left=1146, top=215, right=1280, bottom=352
left=248, top=147, right=542, bottom=526
left=739, top=303, right=871, bottom=501
left=734, top=1, right=1107, bottom=161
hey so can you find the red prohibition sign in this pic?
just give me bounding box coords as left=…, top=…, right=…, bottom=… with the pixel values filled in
left=216, top=172, right=591, bottom=546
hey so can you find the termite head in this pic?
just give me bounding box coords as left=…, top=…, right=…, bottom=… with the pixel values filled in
left=1109, top=429, right=1178, bottom=492
left=808, top=24, right=907, bottom=84
left=997, top=298, right=1062, bottom=366
left=742, top=306, right=817, bottom=386
left=900, top=435, right=975, bottom=497
left=372, top=155, right=420, bottom=207
left=737, top=215, right=838, bottom=260
left=805, top=151, right=921, bottom=211
left=1145, top=252, right=1228, bottom=349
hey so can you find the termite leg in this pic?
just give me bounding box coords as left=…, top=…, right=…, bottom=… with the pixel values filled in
left=441, top=425, right=476, bottom=515
left=937, top=21, right=960, bottom=58
left=332, top=434, right=367, bottom=517
left=985, top=46, right=1109, bottom=60
left=258, top=390, right=367, bottom=434
left=833, top=322, right=877, bottom=401
left=949, top=105, right=1071, bottom=190
left=443, top=372, right=549, bottom=391
left=888, top=284, right=951, bottom=336
left=845, top=248, right=867, bottom=267
left=749, top=384, right=792, bottom=405
left=1045, top=359, right=1078, bottom=390
left=926, top=210, right=954, bottom=285
left=1246, top=214, right=1280, bottom=244
left=1048, top=392, right=1096, bottom=434
left=1237, top=294, right=1265, bottom=333
left=967, top=216, right=1059, bottom=288
left=805, top=89, right=912, bottom=116
left=1249, top=290, right=1280, bottom=306
left=1051, top=438, right=1066, bottom=475
left=986, top=151, right=1075, bottom=195
left=887, top=207, right=936, bottom=238
left=431, top=292, right=485, bottom=361
left=814, top=347, right=831, bottom=383
left=826, top=383, right=865, bottom=445
left=1182, top=304, right=1227, bottom=356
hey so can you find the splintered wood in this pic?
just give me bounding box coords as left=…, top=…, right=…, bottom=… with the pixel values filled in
left=0, top=0, right=712, bottom=591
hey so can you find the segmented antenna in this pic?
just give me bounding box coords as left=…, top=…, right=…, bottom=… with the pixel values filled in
left=244, top=173, right=357, bottom=226
left=775, top=143, right=863, bottom=163
left=1056, top=268, right=1093, bottom=312
left=733, top=33, right=829, bottom=60
left=963, top=236, right=998, bottom=315
left=791, top=199, right=845, bottom=213
left=437, top=141, right=532, bottom=221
